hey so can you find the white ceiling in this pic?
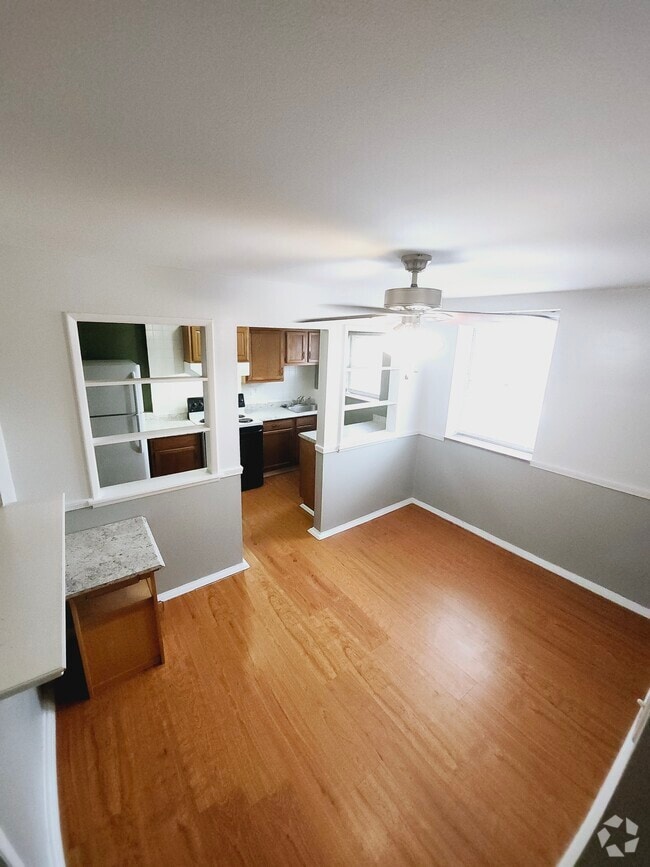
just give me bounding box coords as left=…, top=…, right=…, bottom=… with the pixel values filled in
left=2, top=1, right=650, bottom=298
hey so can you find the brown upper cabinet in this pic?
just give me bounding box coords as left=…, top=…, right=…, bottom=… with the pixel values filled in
left=236, top=326, right=250, bottom=363
left=285, top=330, right=307, bottom=365
left=247, top=328, right=284, bottom=382
left=307, top=330, right=320, bottom=363
left=285, top=330, right=320, bottom=365
left=182, top=326, right=202, bottom=364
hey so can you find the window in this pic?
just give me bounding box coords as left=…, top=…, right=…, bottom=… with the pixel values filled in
left=342, top=331, right=399, bottom=443
left=446, top=315, right=558, bottom=457
left=66, top=315, right=219, bottom=503
left=347, top=332, right=387, bottom=398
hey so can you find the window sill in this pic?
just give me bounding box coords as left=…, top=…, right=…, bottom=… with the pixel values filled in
left=331, top=427, right=416, bottom=452
left=71, top=467, right=242, bottom=510
left=444, top=434, right=532, bottom=462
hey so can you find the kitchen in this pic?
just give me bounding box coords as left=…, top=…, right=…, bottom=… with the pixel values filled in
left=76, top=319, right=321, bottom=513
left=236, top=326, right=320, bottom=513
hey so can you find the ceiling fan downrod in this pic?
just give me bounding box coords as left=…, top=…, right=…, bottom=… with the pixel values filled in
left=401, top=253, right=432, bottom=288
left=384, top=253, right=441, bottom=312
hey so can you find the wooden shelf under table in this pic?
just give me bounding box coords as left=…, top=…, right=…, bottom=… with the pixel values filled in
left=68, top=571, right=164, bottom=697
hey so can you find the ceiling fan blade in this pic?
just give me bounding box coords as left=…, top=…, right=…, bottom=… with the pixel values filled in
left=427, top=309, right=559, bottom=325
left=296, top=304, right=392, bottom=323
left=295, top=312, right=388, bottom=323
left=321, top=304, right=394, bottom=315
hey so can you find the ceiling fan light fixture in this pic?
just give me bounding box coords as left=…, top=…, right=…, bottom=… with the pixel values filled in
left=384, top=285, right=442, bottom=312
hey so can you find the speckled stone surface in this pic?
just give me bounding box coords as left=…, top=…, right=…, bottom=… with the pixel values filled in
left=65, top=516, right=164, bottom=598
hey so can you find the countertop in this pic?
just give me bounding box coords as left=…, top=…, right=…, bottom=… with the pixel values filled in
left=65, top=516, right=165, bottom=598
left=0, top=496, right=66, bottom=699
left=298, top=430, right=317, bottom=443
left=245, top=404, right=318, bottom=423
left=141, top=415, right=198, bottom=432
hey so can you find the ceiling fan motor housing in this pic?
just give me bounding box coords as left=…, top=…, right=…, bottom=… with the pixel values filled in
left=384, top=286, right=442, bottom=312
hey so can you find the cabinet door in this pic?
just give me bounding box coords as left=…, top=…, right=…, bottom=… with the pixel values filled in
left=307, top=331, right=320, bottom=363
left=299, top=438, right=316, bottom=510
left=148, top=434, right=204, bottom=477
left=294, top=416, right=316, bottom=464
left=236, top=326, right=250, bottom=362
left=285, top=330, right=308, bottom=364
left=295, top=414, right=317, bottom=433
left=248, top=329, right=284, bottom=382
left=263, top=428, right=295, bottom=471
left=182, top=326, right=202, bottom=363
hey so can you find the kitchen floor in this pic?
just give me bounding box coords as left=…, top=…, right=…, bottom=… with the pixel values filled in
left=56, top=472, right=650, bottom=865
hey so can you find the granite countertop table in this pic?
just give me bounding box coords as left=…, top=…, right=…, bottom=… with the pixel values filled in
left=65, top=516, right=165, bottom=598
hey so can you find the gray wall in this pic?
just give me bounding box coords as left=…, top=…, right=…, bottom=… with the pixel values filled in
left=0, top=688, right=63, bottom=867
left=65, top=476, right=243, bottom=594
left=317, top=436, right=416, bottom=532
left=414, top=436, right=650, bottom=607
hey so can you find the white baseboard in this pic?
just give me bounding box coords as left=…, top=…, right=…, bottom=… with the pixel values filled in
left=308, top=499, right=413, bottom=540
left=42, top=692, right=66, bottom=867
left=558, top=690, right=649, bottom=866
left=308, top=495, right=648, bottom=618
left=299, top=503, right=314, bottom=516
left=158, top=560, right=250, bottom=602
left=411, top=499, right=650, bottom=619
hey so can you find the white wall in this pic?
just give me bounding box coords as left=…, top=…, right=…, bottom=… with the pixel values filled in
left=0, top=243, right=338, bottom=595
left=433, top=286, right=650, bottom=498
left=241, top=363, right=318, bottom=406
left=0, top=243, right=349, bottom=511
left=0, top=689, right=64, bottom=867
left=1, top=241, right=647, bottom=592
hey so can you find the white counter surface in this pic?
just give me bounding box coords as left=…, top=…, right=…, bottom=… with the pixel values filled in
left=245, top=404, right=318, bottom=423
left=65, top=516, right=165, bottom=597
left=298, top=430, right=317, bottom=443
left=141, top=415, right=198, bottom=432
left=0, top=496, right=66, bottom=699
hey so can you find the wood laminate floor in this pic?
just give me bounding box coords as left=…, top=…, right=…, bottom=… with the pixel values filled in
left=57, top=472, right=650, bottom=866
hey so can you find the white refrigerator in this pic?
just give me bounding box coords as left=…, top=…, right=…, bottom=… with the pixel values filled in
left=83, top=360, right=150, bottom=487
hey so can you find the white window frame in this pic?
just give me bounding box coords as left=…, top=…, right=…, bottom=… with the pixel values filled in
left=65, top=313, right=221, bottom=506
left=445, top=315, right=558, bottom=461
left=340, top=328, right=400, bottom=446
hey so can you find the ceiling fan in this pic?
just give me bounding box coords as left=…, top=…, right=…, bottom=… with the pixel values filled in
left=298, top=253, right=557, bottom=326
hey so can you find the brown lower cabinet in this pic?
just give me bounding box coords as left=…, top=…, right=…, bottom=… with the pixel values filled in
left=68, top=572, right=164, bottom=697
left=148, top=433, right=204, bottom=477
left=263, top=414, right=317, bottom=472
left=299, top=437, right=316, bottom=510
left=262, top=419, right=295, bottom=471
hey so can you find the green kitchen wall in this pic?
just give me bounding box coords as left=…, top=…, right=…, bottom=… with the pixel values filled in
left=77, top=322, right=153, bottom=411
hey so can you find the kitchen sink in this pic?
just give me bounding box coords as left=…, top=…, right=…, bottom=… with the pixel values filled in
left=286, top=403, right=317, bottom=413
